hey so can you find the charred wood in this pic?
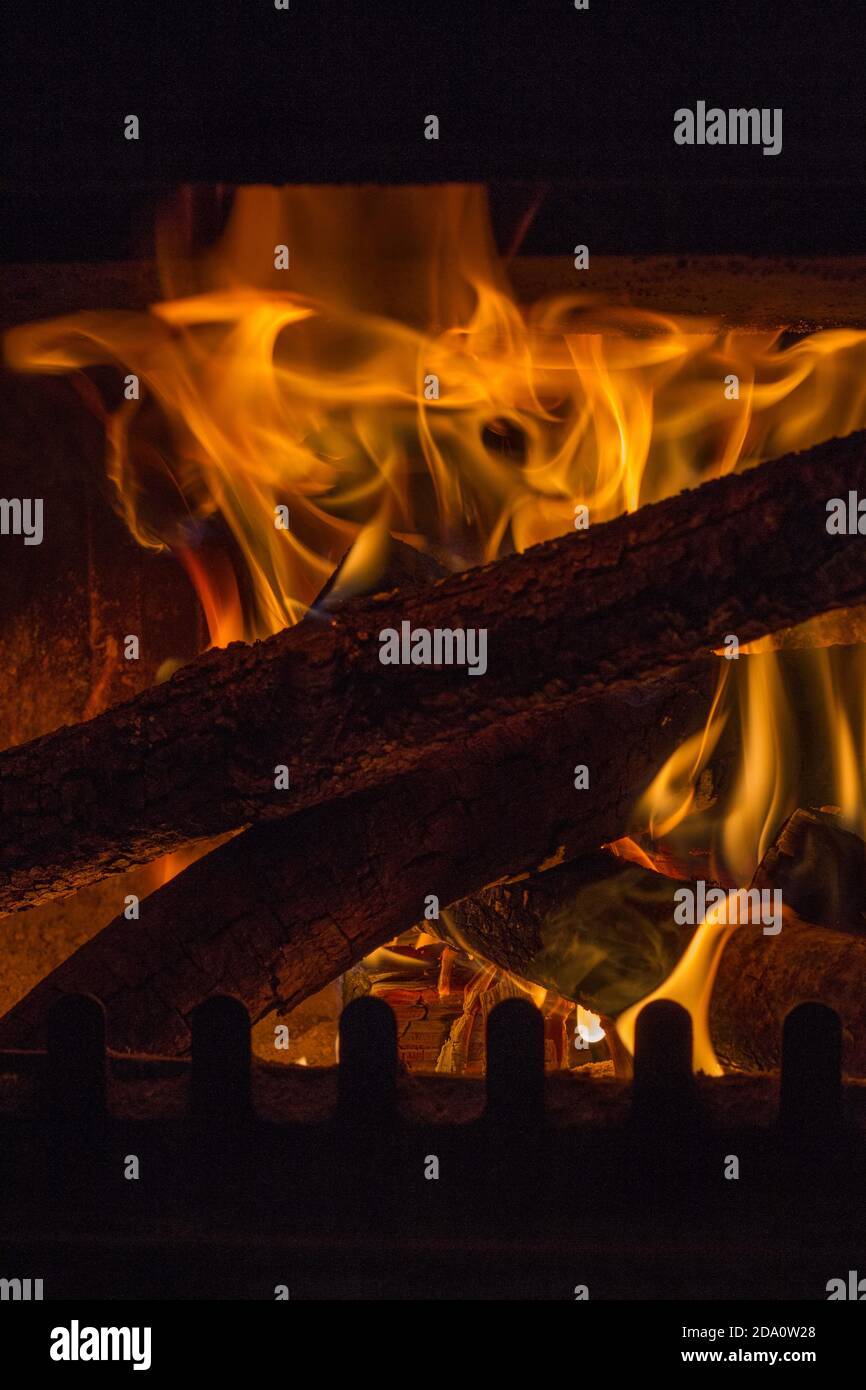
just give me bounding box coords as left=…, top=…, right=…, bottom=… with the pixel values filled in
left=3, top=430, right=866, bottom=915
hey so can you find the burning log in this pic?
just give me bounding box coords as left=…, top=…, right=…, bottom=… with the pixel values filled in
left=444, top=852, right=695, bottom=1019
left=750, top=806, right=866, bottom=935
left=711, top=809, right=866, bottom=1070
left=4, top=428, right=866, bottom=917
left=4, top=507, right=865, bottom=1061
left=0, top=535, right=710, bottom=1053
left=6, top=743, right=866, bottom=1070
left=711, top=919, right=866, bottom=1075
left=445, top=821, right=866, bottom=1076
left=0, top=668, right=710, bottom=1054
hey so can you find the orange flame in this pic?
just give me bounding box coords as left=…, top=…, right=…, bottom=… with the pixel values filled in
left=628, top=633, right=866, bottom=1072
left=7, top=186, right=866, bottom=1064
left=7, top=185, right=866, bottom=648
left=616, top=903, right=735, bottom=1075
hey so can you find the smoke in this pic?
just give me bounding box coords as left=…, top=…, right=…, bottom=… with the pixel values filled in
left=531, top=863, right=690, bottom=1017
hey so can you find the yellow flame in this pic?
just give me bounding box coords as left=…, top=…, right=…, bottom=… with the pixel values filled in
left=719, top=652, right=796, bottom=885
left=631, top=631, right=866, bottom=1073
left=635, top=665, right=731, bottom=843
left=616, top=905, right=733, bottom=1076
left=6, top=185, right=866, bottom=646
left=813, top=645, right=866, bottom=831
left=528, top=982, right=548, bottom=1010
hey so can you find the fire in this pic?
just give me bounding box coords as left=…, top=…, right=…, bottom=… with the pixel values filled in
left=7, top=185, right=866, bottom=649
left=7, top=185, right=866, bottom=1073
left=576, top=1005, right=605, bottom=1046
left=623, top=635, right=866, bottom=1072
left=616, top=903, right=736, bottom=1075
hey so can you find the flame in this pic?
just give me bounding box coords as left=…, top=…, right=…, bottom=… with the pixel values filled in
left=635, top=670, right=732, bottom=845
left=7, top=185, right=866, bottom=1069
left=616, top=903, right=734, bottom=1075
left=576, top=1005, right=605, bottom=1046
left=718, top=653, right=797, bottom=884
left=812, top=645, right=866, bottom=830
left=634, top=649, right=802, bottom=886
left=629, top=625, right=866, bottom=1073
left=7, top=185, right=866, bottom=648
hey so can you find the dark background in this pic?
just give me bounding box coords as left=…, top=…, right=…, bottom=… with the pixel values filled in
left=1, top=0, right=864, bottom=259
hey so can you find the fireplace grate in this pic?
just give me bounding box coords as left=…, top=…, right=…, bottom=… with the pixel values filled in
left=1, top=992, right=865, bottom=1299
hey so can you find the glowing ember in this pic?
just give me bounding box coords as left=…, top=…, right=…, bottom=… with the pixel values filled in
left=576, top=1005, right=605, bottom=1046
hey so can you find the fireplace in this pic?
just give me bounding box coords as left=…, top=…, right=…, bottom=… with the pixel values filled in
left=3, top=182, right=866, bottom=1303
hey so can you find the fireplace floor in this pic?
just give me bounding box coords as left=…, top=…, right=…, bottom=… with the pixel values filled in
left=2, top=1034, right=866, bottom=1299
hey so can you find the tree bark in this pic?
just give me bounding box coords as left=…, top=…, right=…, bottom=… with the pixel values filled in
left=7, top=255, right=866, bottom=334
left=3, top=427, right=866, bottom=916
left=712, top=918, right=866, bottom=1075
left=8, top=761, right=866, bottom=1071
left=446, top=846, right=866, bottom=1076
left=0, top=664, right=713, bottom=1053
left=750, top=807, right=866, bottom=936
left=445, top=852, right=695, bottom=1018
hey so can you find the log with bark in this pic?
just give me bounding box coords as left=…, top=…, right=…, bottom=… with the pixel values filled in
left=710, top=809, right=866, bottom=1070
left=443, top=814, right=866, bottom=1075
left=6, top=255, right=866, bottom=335
left=711, top=917, right=866, bottom=1074
left=444, top=851, right=695, bottom=1019
left=2, top=521, right=863, bottom=1060
left=414, top=840, right=866, bottom=1078
left=0, top=533, right=711, bottom=1052
left=749, top=807, right=866, bottom=935
left=6, top=775, right=866, bottom=1079
left=3, top=427, right=866, bottom=917
left=0, top=667, right=712, bottom=1053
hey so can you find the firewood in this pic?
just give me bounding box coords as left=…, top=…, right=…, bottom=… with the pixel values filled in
left=7, top=780, right=866, bottom=1069
left=711, top=917, right=866, bottom=1075
left=710, top=810, right=866, bottom=1071
left=353, top=933, right=473, bottom=1071
left=447, top=843, right=866, bottom=1075
left=751, top=807, right=866, bottom=935
left=0, top=668, right=711, bottom=1053
left=434, top=972, right=576, bottom=1075
left=0, top=532, right=712, bottom=1052
left=3, top=428, right=866, bottom=917
left=6, top=255, right=866, bottom=335
left=508, top=255, right=866, bottom=334
left=444, top=851, right=695, bottom=1018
